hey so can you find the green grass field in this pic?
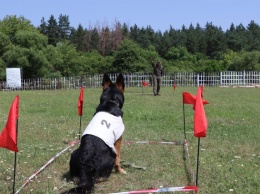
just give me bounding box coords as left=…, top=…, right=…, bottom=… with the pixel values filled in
left=0, top=86, right=259, bottom=194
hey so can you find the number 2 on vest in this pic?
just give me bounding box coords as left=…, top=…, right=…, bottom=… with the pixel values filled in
left=101, top=120, right=111, bottom=129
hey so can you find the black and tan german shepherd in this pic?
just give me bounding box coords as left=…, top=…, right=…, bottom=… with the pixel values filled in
left=62, top=74, right=125, bottom=194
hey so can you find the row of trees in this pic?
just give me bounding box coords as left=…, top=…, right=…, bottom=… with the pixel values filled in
left=0, top=15, right=260, bottom=80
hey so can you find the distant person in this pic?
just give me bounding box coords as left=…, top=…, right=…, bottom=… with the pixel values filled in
left=150, top=57, right=163, bottom=96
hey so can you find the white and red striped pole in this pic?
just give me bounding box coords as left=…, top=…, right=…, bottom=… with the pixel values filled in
left=124, top=140, right=183, bottom=145
left=110, top=186, right=198, bottom=194
left=15, top=140, right=79, bottom=194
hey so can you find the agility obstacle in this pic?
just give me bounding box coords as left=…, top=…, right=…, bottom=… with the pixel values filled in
left=111, top=86, right=208, bottom=194
left=14, top=86, right=207, bottom=193
left=110, top=139, right=198, bottom=194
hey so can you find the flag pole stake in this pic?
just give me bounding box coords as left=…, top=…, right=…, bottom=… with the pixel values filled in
left=13, top=120, right=18, bottom=194
left=13, top=152, right=17, bottom=194
left=195, top=137, right=201, bottom=186
left=78, top=117, right=82, bottom=140
left=182, top=103, right=187, bottom=140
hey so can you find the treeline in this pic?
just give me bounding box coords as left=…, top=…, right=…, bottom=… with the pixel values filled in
left=1, top=15, right=260, bottom=79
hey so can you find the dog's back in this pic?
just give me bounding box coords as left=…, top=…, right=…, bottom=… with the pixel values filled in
left=62, top=74, right=125, bottom=194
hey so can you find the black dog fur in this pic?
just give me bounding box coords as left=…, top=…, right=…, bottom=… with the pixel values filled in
left=62, top=74, right=125, bottom=194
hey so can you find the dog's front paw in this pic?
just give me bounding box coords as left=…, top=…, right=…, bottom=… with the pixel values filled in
left=115, top=166, right=127, bottom=174
left=119, top=168, right=127, bottom=174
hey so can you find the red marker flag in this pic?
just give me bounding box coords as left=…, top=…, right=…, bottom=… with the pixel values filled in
left=78, top=87, right=84, bottom=116
left=142, top=81, right=149, bottom=87
left=173, top=83, right=176, bottom=91
left=194, top=86, right=208, bottom=137
left=0, top=96, right=19, bottom=152
left=183, top=92, right=209, bottom=106
left=183, top=92, right=196, bottom=104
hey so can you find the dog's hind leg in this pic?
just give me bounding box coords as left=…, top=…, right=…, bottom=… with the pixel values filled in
left=114, top=136, right=126, bottom=174
left=69, top=149, right=81, bottom=179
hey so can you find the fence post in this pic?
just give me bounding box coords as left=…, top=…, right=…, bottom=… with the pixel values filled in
left=197, top=73, right=199, bottom=87
left=243, top=71, right=246, bottom=85
left=220, top=72, right=222, bottom=86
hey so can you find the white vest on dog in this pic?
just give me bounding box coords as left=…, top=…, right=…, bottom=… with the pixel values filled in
left=82, top=112, right=124, bottom=154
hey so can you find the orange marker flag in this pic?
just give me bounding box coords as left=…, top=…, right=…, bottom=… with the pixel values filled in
left=194, top=86, right=208, bottom=137
left=0, top=96, right=19, bottom=152
left=78, top=87, right=84, bottom=116
left=173, top=83, right=176, bottom=91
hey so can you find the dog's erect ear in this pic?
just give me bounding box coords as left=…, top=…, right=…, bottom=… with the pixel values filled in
left=116, top=74, right=125, bottom=93
left=102, top=73, right=112, bottom=90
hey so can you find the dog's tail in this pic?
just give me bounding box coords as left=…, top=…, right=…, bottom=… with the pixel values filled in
left=60, top=183, right=92, bottom=194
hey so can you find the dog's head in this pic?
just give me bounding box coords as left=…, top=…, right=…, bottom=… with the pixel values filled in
left=95, top=74, right=125, bottom=116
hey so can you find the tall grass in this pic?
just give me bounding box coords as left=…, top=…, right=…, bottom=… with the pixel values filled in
left=0, top=87, right=259, bottom=193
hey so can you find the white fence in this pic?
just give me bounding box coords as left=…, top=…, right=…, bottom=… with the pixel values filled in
left=1, top=71, right=260, bottom=90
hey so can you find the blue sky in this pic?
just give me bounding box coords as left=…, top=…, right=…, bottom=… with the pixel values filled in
left=0, top=0, right=259, bottom=32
